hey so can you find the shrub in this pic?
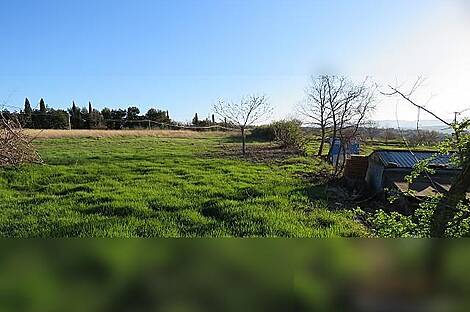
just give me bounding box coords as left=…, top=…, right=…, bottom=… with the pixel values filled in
left=249, top=125, right=276, bottom=141
left=1, top=115, right=42, bottom=166
left=271, top=119, right=306, bottom=152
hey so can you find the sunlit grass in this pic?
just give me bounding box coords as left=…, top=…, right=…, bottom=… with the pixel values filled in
left=0, top=136, right=368, bottom=237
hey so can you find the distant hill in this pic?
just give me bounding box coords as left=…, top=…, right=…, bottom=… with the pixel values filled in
left=373, top=120, right=452, bottom=133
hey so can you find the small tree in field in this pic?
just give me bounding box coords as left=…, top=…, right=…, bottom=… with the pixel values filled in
left=213, top=95, right=272, bottom=155
left=299, top=75, right=336, bottom=156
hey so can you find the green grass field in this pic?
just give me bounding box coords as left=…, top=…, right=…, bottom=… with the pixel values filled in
left=0, top=134, right=368, bottom=237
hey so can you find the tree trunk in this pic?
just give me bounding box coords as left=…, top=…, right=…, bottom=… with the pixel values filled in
left=430, top=161, right=470, bottom=237
left=318, top=127, right=325, bottom=156
left=334, top=140, right=346, bottom=177
left=241, top=128, right=246, bottom=156
left=339, top=142, right=347, bottom=175
left=327, top=123, right=337, bottom=161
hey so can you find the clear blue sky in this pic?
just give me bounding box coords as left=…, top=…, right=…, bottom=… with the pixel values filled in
left=2, top=0, right=464, bottom=122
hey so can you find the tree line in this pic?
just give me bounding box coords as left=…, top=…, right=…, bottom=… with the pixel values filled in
left=1, top=98, right=172, bottom=130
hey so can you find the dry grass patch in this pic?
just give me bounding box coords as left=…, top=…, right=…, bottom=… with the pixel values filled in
left=208, top=144, right=303, bottom=164
left=24, top=129, right=232, bottom=139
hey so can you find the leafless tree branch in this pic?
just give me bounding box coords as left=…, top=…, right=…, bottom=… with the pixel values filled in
left=213, top=94, right=272, bottom=155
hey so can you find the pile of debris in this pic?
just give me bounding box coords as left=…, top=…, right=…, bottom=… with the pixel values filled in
left=0, top=114, right=42, bottom=166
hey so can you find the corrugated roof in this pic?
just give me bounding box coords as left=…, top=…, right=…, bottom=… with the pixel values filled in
left=371, top=150, right=454, bottom=169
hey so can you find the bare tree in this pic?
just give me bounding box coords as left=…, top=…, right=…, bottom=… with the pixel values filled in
left=213, top=95, right=272, bottom=155
left=334, top=78, right=376, bottom=174
left=299, top=75, right=376, bottom=168
left=299, top=75, right=359, bottom=158
left=299, top=76, right=332, bottom=156
left=325, top=76, right=349, bottom=160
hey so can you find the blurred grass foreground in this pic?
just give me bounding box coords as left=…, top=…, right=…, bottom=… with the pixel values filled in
left=0, top=240, right=469, bottom=311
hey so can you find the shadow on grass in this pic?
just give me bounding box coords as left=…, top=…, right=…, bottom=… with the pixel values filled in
left=200, top=204, right=273, bottom=237
left=204, top=143, right=304, bottom=165
left=294, top=184, right=329, bottom=202
left=83, top=205, right=136, bottom=218
left=219, top=134, right=273, bottom=144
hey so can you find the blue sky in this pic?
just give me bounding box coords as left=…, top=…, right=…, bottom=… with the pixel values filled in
left=1, top=0, right=469, bottom=122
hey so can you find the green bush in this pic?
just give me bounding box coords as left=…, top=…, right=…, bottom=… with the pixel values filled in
left=249, top=125, right=276, bottom=141
left=271, top=119, right=306, bottom=152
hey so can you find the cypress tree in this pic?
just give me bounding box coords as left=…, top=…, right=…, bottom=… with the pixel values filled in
left=192, top=113, right=199, bottom=126
left=35, top=98, right=48, bottom=128
left=23, top=98, right=33, bottom=128
left=39, top=98, right=46, bottom=113
left=88, top=101, right=101, bottom=129
left=70, top=101, right=81, bottom=129
left=81, top=107, right=90, bottom=129
left=24, top=98, right=32, bottom=116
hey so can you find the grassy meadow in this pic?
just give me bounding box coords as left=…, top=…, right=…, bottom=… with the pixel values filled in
left=0, top=131, right=368, bottom=237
